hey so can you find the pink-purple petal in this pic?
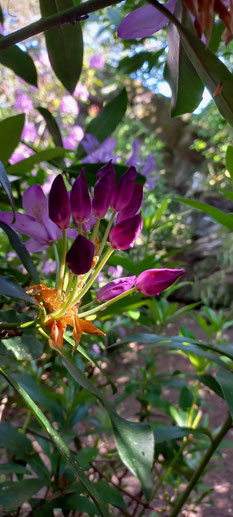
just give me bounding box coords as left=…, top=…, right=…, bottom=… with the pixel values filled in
left=97, top=276, right=136, bottom=302
left=0, top=212, right=49, bottom=243
left=135, top=268, right=185, bottom=296
left=117, top=0, right=177, bottom=39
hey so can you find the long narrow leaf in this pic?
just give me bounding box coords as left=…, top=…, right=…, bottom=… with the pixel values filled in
left=0, top=161, right=15, bottom=221
left=0, top=221, right=40, bottom=283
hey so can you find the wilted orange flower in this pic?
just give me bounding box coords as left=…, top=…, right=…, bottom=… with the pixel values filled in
left=183, top=0, right=233, bottom=44
left=27, top=284, right=105, bottom=353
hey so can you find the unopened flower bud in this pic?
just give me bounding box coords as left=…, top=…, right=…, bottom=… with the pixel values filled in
left=66, top=234, right=95, bottom=275
left=93, top=161, right=115, bottom=219
left=70, top=168, right=91, bottom=223
left=135, top=269, right=185, bottom=296
left=49, top=174, right=71, bottom=230
left=110, top=213, right=143, bottom=250
left=117, top=184, right=143, bottom=223
left=111, top=166, right=137, bottom=212
left=97, top=276, right=136, bottom=302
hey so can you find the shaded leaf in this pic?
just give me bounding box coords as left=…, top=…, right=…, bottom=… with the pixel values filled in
left=166, top=2, right=203, bottom=116
left=60, top=349, right=154, bottom=499
left=96, top=480, right=126, bottom=508
left=39, top=0, right=83, bottom=93
left=0, top=221, right=39, bottom=283
left=77, top=89, right=127, bottom=159
left=0, top=114, right=25, bottom=165
left=37, top=106, right=63, bottom=147
left=226, top=144, right=233, bottom=179
left=0, top=479, right=45, bottom=512
left=216, top=369, right=233, bottom=418
left=177, top=21, right=233, bottom=126
left=118, top=49, right=164, bottom=74
left=0, top=370, right=109, bottom=517
left=6, top=147, right=66, bottom=176
left=0, top=41, right=37, bottom=86
left=0, top=275, right=36, bottom=304
left=0, top=161, right=15, bottom=219
left=0, top=463, right=30, bottom=475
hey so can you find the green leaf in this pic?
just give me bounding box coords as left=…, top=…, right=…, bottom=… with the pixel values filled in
left=0, top=114, right=25, bottom=165
left=110, top=333, right=230, bottom=370
left=166, top=2, right=203, bottom=116
left=198, top=374, right=224, bottom=399
left=0, top=161, right=15, bottom=219
left=216, top=369, right=233, bottom=418
left=0, top=275, right=36, bottom=304
left=1, top=333, right=44, bottom=361
left=226, top=144, right=233, bottom=179
left=177, top=19, right=233, bottom=126
left=0, top=221, right=40, bottom=283
left=219, top=188, right=233, bottom=203
left=39, top=0, right=83, bottom=93
left=96, top=480, right=126, bottom=508
left=118, top=49, right=163, bottom=74
left=60, top=348, right=154, bottom=499
left=37, top=106, right=63, bottom=148
left=57, top=494, right=98, bottom=515
left=77, top=89, right=127, bottom=159
left=0, top=463, right=30, bottom=475
left=0, top=369, right=109, bottom=517
left=6, top=147, right=66, bottom=176
left=173, top=197, right=233, bottom=231
left=0, top=479, right=45, bottom=512
left=0, top=41, right=37, bottom=86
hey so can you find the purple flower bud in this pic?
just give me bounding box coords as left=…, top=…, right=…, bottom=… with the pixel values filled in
left=110, top=213, right=143, bottom=250
left=70, top=168, right=91, bottom=224
left=135, top=269, right=185, bottom=296
left=49, top=175, right=71, bottom=230
left=92, top=161, right=115, bottom=219
left=66, top=234, right=95, bottom=275
left=97, top=276, right=136, bottom=302
left=111, top=166, right=137, bottom=212
left=117, top=184, right=143, bottom=223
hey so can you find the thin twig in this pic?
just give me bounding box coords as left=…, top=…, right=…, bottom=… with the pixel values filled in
left=0, top=0, right=123, bottom=52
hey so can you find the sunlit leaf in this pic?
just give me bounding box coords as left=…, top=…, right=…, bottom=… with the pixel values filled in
left=39, top=0, right=83, bottom=93
left=173, top=197, right=233, bottom=231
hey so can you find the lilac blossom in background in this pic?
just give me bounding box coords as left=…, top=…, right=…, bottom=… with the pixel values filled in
left=82, top=213, right=96, bottom=233
left=22, top=122, right=37, bottom=142
left=117, top=0, right=177, bottom=39
left=60, top=95, right=79, bottom=116
left=82, top=135, right=120, bottom=164
left=97, top=272, right=107, bottom=286
left=44, top=260, right=56, bottom=275
left=92, top=344, right=101, bottom=354
left=38, top=50, right=50, bottom=67
left=70, top=125, right=84, bottom=142
left=74, top=83, right=89, bottom=102
left=90, top=54, right=105, bottom=69
left=63, top=125, right=84, bottom=149
left=41, top=173, right=57, bottom=196
left=14, top=93, right=33, bottom=114
left=0, top=185, right=76, bottom=252
left=127, top=139, right=157, bottom=190
left=0, top=23, right=5, bottom=35
left=108, top=265, right=123, bottom=278
left=9, top=145, right=33, bottom=165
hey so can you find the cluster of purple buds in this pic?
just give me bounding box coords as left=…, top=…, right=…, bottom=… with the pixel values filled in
left=48, top=162, right=144, bottom=275
left=47, top=163, right=185, bottom=303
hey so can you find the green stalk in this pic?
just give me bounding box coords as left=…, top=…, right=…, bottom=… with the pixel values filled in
left=91, top=218, right=100, bottom=244
left=65, top=272, right=74, bottom=295
left=79, top=287, right=136, bottom=318
left=53, top=276, right=79, bottom=319
left=170, top=413, right=232, bottom=517
left=72, top=247, right=114, bottom=305
left=53, top=243, right=60, bottom=287
left=98, top=211, right=116, bottom=257
left=57, top=230, right=67, bottom=296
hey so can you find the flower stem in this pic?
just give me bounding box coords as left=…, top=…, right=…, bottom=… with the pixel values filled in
left=79, top=287, right=136, bottom=318
left=53, top=243, right=60, bottom=287
left=98, top=211, right=116, bottom=257
left=91, top=218, right=100, bottom=244
left=170, top=413, right=232, bottom=517
left=73, top=246, right=114, bottom=305
left=57, top=230, right=67, bottom=296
